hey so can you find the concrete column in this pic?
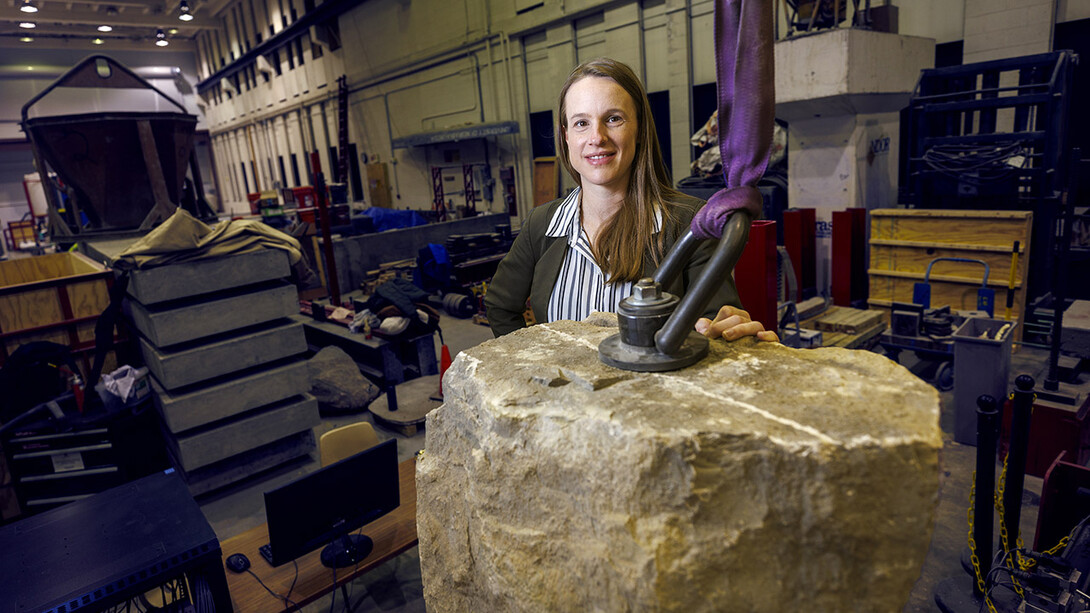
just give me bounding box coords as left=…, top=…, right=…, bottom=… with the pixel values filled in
left=775, top=29, right=935, bottom=294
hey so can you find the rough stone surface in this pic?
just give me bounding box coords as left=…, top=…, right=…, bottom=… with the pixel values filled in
left=417, top=315, right=942, bottom=613
left=308, top=346, right=381, bottom=412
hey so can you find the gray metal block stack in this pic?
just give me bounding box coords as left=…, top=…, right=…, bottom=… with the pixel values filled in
left=119, top=248, right=319, bottom=495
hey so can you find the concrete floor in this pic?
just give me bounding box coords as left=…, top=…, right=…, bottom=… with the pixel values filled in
left=199, top=315, right=1068, bottom=613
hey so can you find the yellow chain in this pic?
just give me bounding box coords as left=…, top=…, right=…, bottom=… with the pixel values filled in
left=1043, top=536, right=1070, bottom=556
left=993, top=392, right=1037, bottom=594
left=966, top=473, right=998, bottom=613
left=995, top=440, right=1025, bottom=597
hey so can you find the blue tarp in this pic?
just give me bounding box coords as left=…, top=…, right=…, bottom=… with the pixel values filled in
left=359, top=207, right=427, bottom=232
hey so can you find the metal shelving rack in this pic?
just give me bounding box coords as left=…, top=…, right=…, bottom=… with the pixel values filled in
left=900, top=51, right=1078, bottom=301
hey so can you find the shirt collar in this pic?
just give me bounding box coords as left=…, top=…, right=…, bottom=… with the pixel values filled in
left=544, top=187, right=664, bottom=241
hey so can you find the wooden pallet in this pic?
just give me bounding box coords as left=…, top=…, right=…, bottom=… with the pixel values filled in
left=368, top=376, right=439, bottom=437
left=813, top=306, right=885, bottom=335
left=820, top=322, right=886, bottom=349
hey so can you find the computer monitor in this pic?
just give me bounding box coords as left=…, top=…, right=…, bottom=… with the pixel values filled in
left=261, top=438, right=400, bottom=569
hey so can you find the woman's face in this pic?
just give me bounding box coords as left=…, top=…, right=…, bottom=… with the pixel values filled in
left=563, top=76, right=639, bottom=194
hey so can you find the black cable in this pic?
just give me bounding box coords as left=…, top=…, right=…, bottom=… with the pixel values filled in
left=922, top=142, right=1028, bottom=184
left=330, top=552, right=338, bottom=613
left=343, top=528, right=365, bottom=612
left=283, top=560, right=299, bottom=612
left=244, top=568, right=301, bottom=611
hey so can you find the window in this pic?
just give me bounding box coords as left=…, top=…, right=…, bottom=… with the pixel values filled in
left=348, top=143, right=363, bottom=201
left=529, top=110, right=555, bottom=158
left=691, top=83, right=717, bottom=162
left=647, top=90, right=672, bottom=172
left=328, top=146, right=339, bottom=182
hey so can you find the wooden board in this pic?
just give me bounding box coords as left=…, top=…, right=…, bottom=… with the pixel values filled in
left=868, top=209, right=1032, bottom=340
left=0, top=251, right=105, bottom=289
left=819, top=322, right=886, bottom=349
left=533, top=157, right=559, bottom=207
left=366, top=162, right=391, bottom=208
left=813, top=306, right=885, bottom=335
left=0, top=252, right=114, bottom=372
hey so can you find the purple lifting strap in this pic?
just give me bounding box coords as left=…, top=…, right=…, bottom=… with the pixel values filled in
left=691, top=0, right=775, bottom=240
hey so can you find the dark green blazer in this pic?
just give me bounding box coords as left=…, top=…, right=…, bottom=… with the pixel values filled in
left=484, top=192, right=743, bottom=336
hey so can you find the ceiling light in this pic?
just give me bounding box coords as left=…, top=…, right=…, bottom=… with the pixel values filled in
left=20, top=36, right=33, bottom=43
left=155, top=28, right=169, bottom=46
left=179, top=0, right=194, bottom=21
left=168, top=28, right=178, bottom=34
left=98, top=25, right=113, bottom=32
left=20, top=21, right=36, bottom=29
left=93, top=37, right=104, bottom=45
left=20, top=0, right=38, bottom=14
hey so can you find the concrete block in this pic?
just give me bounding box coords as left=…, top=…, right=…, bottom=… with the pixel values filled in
left=140, top=320, right=307, bottom=391
left=83, top=244, right=291, bottom=305
left=775, top=29, right=934, bottom=119
left=152, top=359, right=310, bottom=433
left=126, top=281, right=298, bottom=347
left=165, top=394, right=319, bottom=471
left=175, top=430, right=316, bottom=497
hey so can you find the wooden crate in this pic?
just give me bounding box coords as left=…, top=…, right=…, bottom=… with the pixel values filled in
left=0, top=252, right=116, bottom=374
left=868, top=210, right=1032, bottom=340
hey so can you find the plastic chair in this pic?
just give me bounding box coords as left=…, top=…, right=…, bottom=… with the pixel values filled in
left=319, top=422, right=380, bottom=467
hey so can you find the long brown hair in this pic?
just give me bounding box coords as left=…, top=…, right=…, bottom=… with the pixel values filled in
left=556, top=57, right=679, bottom=284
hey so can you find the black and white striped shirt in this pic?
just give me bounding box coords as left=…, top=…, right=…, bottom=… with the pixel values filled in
left=545, top=188, right=662, bottom=323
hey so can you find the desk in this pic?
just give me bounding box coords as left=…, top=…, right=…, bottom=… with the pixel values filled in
left=292, top=314, right=438, bottom=412
left=222, top=459, right=418, bottom=611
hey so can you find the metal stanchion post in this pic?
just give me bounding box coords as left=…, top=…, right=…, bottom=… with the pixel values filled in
left=1002, top=375, right=1035, bottom=554
left=972, top=394, right=999, bottom=596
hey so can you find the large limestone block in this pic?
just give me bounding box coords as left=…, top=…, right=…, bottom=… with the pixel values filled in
left=417, top=315, right=941, bottom=612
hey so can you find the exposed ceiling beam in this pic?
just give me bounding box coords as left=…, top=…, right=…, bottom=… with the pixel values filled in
left=36, top=0, right=169, bottom=9
left=0, top=23, right=194, bottom=37
left=0, top=5, right=220, bottom=29
left=0, top=33, right=196, bottom=51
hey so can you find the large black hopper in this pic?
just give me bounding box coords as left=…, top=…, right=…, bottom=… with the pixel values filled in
left=21, top=55, right=198, bottom=235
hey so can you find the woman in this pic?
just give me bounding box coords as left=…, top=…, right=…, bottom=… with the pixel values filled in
left=485, top=57, right=777, bottom=343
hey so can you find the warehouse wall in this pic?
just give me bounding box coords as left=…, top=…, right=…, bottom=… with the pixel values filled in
left=198, top=0, right=800, bottom=220
left=2, top=0, right=1087, bottom=241
left=200, top=0, right=1076, bottom=222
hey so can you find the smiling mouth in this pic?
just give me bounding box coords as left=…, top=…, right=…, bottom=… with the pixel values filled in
left=586, top=153, right=614, bottom=162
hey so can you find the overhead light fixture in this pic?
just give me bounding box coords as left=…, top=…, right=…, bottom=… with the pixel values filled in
left=20, top=0, right=38, bottom=14
left=178, top=0, right=194, bottom=21
left=20, top=36, right=33, bottom=43
left=93, top=37, right=104, bottom=45
left=168, top=27, right=178, bottom=34
left=98, top=25, right=113, bottom=32
left=20, top=21, right=36, bottom=29
left=155, top=28, right=169, bottom=46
